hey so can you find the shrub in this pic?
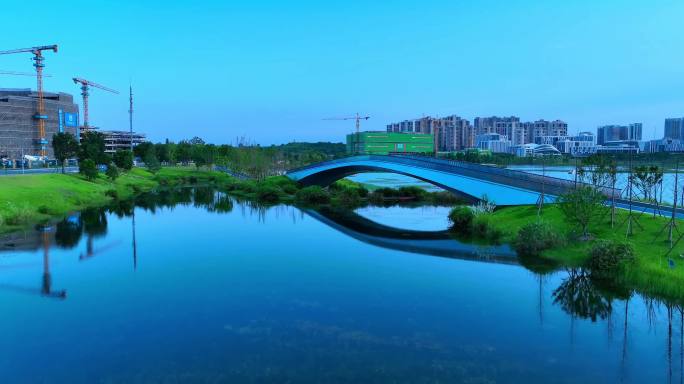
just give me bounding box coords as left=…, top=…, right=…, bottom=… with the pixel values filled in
left=295, top=186, right=330, bottom=205
left=588, top=240, right=635, bottom=277
left=428, top=191, right=463, bottom=206
left=264, top=176, right=299, bottom=195
left=280, top=183, right=299, bottom=195
left=448, top=206, right=475, bottom=234
left=37, top=205, right=51, bottom=215
left=79, top=159, right=98, bottom=181
left=105, top=189, right=119, bottom=199
left=472, top=195, right=496, bottom=214
left=397, top=186, right=427, bottom=200
left=4, top=203, right=33, bottom=225
left=336, top=188, right=363, bottom=207
left=513, top=221, right=562, bottom=256
left=106, top=164, right=120, bottom=181
left=471, top=214, right=503, bottom=241
left=255, top=185, right=282, bottom=203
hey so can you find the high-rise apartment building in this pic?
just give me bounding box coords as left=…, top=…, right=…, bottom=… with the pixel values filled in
left=628, top=123, right=642, bottom=141
left=387, top=115, right=474, bottom=152
left=596, top=123, right=642, bottom=145
left=438, top=115, right=474, bottom=151
left=474, top=116, right=520, bottom=136
left=532, top=120, right=568, bottom=141
left=473, top=117, right=566, bottom=145
left=665, top=118, right=684, bottom=140
left=387, top=114, right=567, bottom=151
left=597, top=125, right=625, bottom=145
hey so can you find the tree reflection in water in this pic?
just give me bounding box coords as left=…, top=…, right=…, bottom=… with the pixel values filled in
left=552, top=268, right=613, bottom=322
left=51, top=187, right=236, bottom=255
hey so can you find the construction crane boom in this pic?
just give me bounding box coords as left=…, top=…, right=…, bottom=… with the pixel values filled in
left=0, top=45, right=58, bottom=56
left=0, top=44, right=58, bottom=157
left=323, top=113, right=370, bottom=155
left=0, top=70, right=52, bottom=77
left=72, top=77, right=119, bottom=131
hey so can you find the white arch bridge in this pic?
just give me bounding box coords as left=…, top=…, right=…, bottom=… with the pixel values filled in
left=286, top=154, right=619, bottom=206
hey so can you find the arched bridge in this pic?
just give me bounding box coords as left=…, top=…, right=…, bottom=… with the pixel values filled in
left=287, top=154, right=618, bottom=206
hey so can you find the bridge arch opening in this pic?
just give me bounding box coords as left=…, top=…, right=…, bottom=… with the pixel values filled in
left=294, top=165, right=480, bottom=203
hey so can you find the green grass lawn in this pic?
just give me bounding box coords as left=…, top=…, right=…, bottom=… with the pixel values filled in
left=0, top=167, right=231, bottom=233
left=491, top=204, right=684, bottom=301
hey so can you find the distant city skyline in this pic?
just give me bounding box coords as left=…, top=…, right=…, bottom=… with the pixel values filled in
left=2, top=0, right=682, bottom=145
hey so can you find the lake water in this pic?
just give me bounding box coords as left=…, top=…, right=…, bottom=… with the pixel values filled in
left=0, top=188, right=681, bottom=383
left=508, top=165, right=683, bottom=205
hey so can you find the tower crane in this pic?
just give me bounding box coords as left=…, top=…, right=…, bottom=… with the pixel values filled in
left=323, top=113, right=370, bottom=155
left=72, top=77, right=119, bottom=132
left=0, top=45, right=58, bottom=157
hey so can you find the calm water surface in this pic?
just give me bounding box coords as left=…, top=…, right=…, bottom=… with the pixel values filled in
left=0, top=188, right=681, bottom=383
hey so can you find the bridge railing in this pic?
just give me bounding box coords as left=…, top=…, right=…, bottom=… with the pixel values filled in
left=385, top=154, right=621, bottom=197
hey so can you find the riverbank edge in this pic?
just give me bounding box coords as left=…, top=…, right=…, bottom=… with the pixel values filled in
left=4, top=169, right=684, bottom=303
left=0, top=167, right=234, bottom=234
left=486, top=204, right=684, bottom=302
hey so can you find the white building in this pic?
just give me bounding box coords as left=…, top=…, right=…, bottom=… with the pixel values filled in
left=475, top=133, right=511, bottom=153
left=513, top=143, right=561, bottom=157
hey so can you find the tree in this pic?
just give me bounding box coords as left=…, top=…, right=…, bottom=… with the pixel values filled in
left=133, top=141, right=154, bottom=159
left=144, top=148, right=161, bottom=173
left=105, top=164, right=120, bottom=180
left=631, top=165, right=663, bottom=205
left=113, top=150, right=134, bottom=170
left=191, top=144, right=208, bottom=168
left=558, top=186, right=607, bottom=239
left=552, top=268, right=613, bottom=322
left=155, top=143, right=173, bottom=164
left=52, top=132, right=79, bottom=173
left=189, top=136, right=205, bottom=145
left=79, top=159, right=98, bottom=181
left=579, top=154, right=612, bottom=188
left=176, top=141, right=192, bottom=164
left=79, top=131, right=107, bottom=164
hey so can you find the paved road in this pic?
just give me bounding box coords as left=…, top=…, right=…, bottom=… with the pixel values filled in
left=0, top=166, right=79, bottom=176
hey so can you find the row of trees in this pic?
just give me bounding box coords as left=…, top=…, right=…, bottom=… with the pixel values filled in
left=52, top=132, right=345, bottom=181
left=558, top=154, right=667, bottom=239
left=131, top=139, right=344, bottom=179
left=52, top=131, right=133, bottom=180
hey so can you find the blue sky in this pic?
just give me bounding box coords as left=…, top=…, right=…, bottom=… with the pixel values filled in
left=2, top=0, right=682, bottom=144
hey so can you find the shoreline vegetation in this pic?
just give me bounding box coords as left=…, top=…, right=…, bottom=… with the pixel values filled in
left=486, top=204, right=684, bottom=302
left=0, top=167, right=463, bottom=235
left=444, top=153, right=684, bottom=303
left=3, top=163, right=684, bottom=304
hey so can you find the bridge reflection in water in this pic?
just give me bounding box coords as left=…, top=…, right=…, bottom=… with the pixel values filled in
left=305, top=208, right=518, bottom=265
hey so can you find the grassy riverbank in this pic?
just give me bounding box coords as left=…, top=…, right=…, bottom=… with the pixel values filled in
left=489, top=204, right=684, bottom=301
left=0, top=167, right=232, bottom=234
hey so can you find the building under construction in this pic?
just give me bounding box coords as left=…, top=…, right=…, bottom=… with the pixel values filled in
left=101, top=130, right=145, bottom=154
left=0, top=88, right=79, bottom=160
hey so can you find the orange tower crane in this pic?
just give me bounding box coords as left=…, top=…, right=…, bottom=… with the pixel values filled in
left=323, top=113, right=370, bottom=154
left=72, top=77, right=119, bottom=132
left=0, top=45, right=58, bottom=157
